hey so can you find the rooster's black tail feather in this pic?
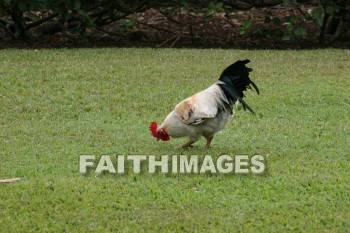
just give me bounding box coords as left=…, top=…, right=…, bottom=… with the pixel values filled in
left=218, top=60, right=259, bottom=114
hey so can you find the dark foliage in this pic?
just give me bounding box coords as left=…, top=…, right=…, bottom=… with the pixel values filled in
left=0, top=0, right=349, bottom=45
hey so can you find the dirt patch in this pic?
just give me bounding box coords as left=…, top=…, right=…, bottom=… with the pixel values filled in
left=1, top=5, right=349, bottom=49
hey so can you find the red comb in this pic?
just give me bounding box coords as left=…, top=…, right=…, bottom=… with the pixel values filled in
left=149, top=122, right=159, bottom=138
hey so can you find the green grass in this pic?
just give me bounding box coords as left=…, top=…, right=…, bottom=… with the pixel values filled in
left=1, top=48, right=350, bottom=232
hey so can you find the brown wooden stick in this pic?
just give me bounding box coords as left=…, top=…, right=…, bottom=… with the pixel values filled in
left=0, top=178, right=21, bottom=183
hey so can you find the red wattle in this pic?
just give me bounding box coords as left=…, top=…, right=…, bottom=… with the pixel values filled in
left=149, top=122, right=159, bottom=138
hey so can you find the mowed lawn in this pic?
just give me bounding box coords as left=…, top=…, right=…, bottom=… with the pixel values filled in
left=0, top=48, right=349, bottom=232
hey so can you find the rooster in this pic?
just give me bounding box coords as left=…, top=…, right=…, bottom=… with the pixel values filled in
left=149, top=59, right=259, bottom=149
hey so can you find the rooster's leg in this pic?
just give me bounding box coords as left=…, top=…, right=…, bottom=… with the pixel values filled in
left=182, top=141, right=195, bottom=148
left=205, top=137, right=213, bottom=149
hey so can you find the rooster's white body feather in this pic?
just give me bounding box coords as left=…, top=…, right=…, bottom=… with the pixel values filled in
left=159, top=82, right=234, bottom=143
